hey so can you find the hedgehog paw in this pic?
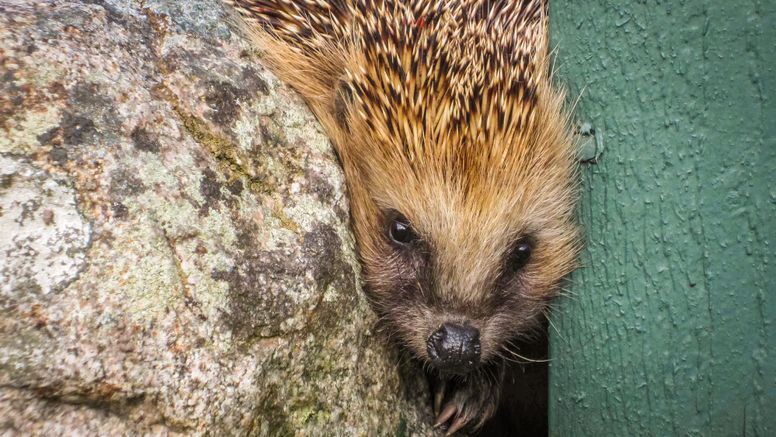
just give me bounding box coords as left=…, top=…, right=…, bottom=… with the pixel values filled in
left=430, top=370, right=502, bottom=435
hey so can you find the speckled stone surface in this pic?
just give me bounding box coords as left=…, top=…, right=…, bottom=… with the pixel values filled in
left=0, top=1, right=432, bottom=435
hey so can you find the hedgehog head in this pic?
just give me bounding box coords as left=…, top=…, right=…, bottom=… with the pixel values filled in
left=328, top=4, right=579, bottom=372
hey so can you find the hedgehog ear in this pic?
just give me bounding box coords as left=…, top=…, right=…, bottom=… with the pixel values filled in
left=333, top=79, right=354, bottom=131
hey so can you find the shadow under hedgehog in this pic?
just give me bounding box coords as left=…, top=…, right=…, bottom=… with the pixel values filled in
left=225, top=0, right=579, bottom=433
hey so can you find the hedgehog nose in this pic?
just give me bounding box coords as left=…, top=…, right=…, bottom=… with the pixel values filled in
left=427, top=323, right=481, bottom=374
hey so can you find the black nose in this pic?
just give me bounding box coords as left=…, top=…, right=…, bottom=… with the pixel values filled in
left=427, top=323, right=481, bottom=374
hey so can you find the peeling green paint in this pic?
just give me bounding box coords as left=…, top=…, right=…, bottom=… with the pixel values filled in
left=550, top=1, right=775, bottom=435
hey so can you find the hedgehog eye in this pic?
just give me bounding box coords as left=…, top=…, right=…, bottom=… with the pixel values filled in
left=507, top=240, right=533, bottom=273
left=388, top=215, right=418, bottom=245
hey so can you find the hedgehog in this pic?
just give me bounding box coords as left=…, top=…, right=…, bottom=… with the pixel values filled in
left=225, top=0, right=579, bottom=433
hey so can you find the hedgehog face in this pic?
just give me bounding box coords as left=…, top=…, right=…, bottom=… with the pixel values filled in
left=326, top=21, right=579, bottom=371
left=342, top=116, right=578, bottom=374
left=324, top=38, right=579, bottom=374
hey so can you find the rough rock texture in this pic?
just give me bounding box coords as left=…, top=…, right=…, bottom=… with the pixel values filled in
left=0, top=1, right=432, bottom=435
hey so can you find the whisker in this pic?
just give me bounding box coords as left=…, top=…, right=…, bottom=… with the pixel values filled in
left=503, top=339, right=552, bottom=364
left=494, top=350, right=532, bottom=366
left=544, top=312, right=568, bottom=346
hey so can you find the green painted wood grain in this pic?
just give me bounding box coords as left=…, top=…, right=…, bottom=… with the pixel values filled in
left=549, top=2, right=775, bottom=435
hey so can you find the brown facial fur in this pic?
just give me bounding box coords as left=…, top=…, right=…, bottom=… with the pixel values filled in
left=227, top=0, right=578, bottom=369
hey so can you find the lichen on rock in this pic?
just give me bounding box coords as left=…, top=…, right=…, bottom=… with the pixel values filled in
left=0, top=1, right=432, bottom=435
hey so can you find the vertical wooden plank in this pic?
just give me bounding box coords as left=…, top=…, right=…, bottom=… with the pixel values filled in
left=549, top=1, right=775, bottom=435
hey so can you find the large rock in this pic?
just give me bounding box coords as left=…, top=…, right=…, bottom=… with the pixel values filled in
left=0, top=0, right=431, bottom=435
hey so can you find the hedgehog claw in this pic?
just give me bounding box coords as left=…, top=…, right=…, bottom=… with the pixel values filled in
left=433, top=379, right=447, bottom=416
left=434, top=402, right=457, bottom=428
left=446, top=416, right=469, bottom=435
left=427, top=366, right=504, bottom=435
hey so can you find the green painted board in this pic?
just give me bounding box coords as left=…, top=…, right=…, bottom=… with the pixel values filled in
left=549, top=1, right=775, bottom=435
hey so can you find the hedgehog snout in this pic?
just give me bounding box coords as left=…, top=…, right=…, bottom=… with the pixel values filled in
left=426, top=322, right=481, bottom=375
